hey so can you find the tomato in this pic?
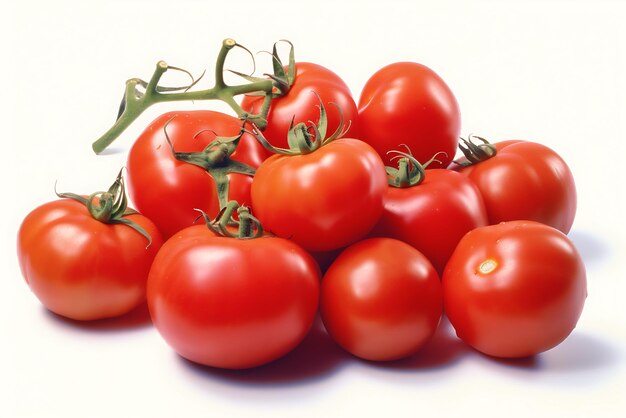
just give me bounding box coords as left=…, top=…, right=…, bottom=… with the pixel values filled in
left=357, top=62, right=461, bottom=168
left=250, top=138, right=387, bottom=252
left=241, top=62, right=359, bottom=148
left=456, top=139, right=577, bottom=234
left=320, top=238, right=442, bottom=361
left=370, top=168, right=488, bottom=275
left=127, top=110, right=268, bottom=238
left=443, top=221, right=587, bottom=358
left=147, top=224, right=320, bottom=369
left=17, top=191, right=163, bottom=321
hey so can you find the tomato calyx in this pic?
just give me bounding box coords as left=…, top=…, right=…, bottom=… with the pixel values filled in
left=453, top=135, right=497, bottom=167
left=248, top=96, right=350, bottom=156
left=92, top=39, right=297, bottom=154
left=163, top=117, right=256, bottom=211
left=386, top=149, right=447, bottom=188
left=196, top=201, right=264, bottom=239
left=55, top=169, right=153, bottom=247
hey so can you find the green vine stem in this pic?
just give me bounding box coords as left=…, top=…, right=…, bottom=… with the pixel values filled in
left=92, top=38, right=295, bottom=154
left=247, top=94, right=350, bottom=156
left=56, top=168, right=153, bottom=247
left=386, top=148, right=447, bottom=187
left=195, top=201, right=264, bottom=239
left=453, top=135, right=497, bottom=167
left=163, top=117, right=256, bottom=211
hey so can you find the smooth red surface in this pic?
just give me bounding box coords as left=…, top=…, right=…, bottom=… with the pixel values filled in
left=320, top=238, right=442, bottom=361
left=17, top=199, right=163, bottom=320
left=370, top=168, right=488, bottom=275
left=241, top=62, right=359, bottom=148
left=127, top=110, right=268, bottom=238
left=147, top=225, right=320, bottom=369
left=357, top=62, right=461, bottom=167
left=251, top=138, right=387, bottom=252
left=443, top=221, right=587, bottom=358
left=458, top=140, right=577, bottom=234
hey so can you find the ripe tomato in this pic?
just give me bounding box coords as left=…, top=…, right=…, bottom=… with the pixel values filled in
left=443, top=221, right=587, bottom=358
left=250, top=138, right=387, bottom=252
left=357, top=62, right=461, bottom=167
left=17, top=197, right=163, bottom=321
left=127, top=110, right=268, bottom=238
left=370, top=168, right=488, bottom=275
left=147, top=225, right=320, bottom=369
left=320, top=238, right=442, bottom=361
left=456, top=140, right=577, bottom=234
left=240, top=62, right=359, bottom=148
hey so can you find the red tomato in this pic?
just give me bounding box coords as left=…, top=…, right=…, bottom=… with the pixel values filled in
left=320, top=238, right=442, bottom=361
left=127, top=110, right=268, bottom=238
left=241, top=62, right=359, bottom=148
left=443, top=221, right=587, bottom=358
left=358, top=62, right=461, bottom=167
left=147, top=225, right=320, bottom=369
left=370, top=168, right=488, bottom=275
left=250, top=138, right=387, bottom=252
left=457, top=140, right=577, bottom=234
left=17, top=198, right=163, bottom=321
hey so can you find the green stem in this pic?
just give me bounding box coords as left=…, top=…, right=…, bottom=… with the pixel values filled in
left=56, top=169, right=153, bottom=247
left=386, top=150, right=447, bottom=188
left=92, top=38, right=287, bottom=154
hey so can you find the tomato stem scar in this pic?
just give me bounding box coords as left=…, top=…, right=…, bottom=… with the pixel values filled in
left=479, top=259, right=498, bottom=274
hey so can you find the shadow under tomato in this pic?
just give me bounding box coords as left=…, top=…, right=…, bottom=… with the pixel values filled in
left=363, top=316, right=470, bottom=371
left=178, top=316, right=350, bottom=386
left=480, top=352, right=541, bottom=370
left=43, top=301, right=153, bottom=332
left=568, top=229, right=611, bottom=267
left=538, top=331, right=619, bottom=373
left=468, top=330, right=618, bottom=374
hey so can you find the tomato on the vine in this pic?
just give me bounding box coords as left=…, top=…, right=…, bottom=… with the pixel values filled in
left=250, top=136, right=387, bottom=252
left=127, top=110, right=268, bottom=238
left=357, top=62, right=461, bottom=167
left=443, top=220, right=587, bottom=358
left=17, top=172, right=163, bottom=321
left=241, top=62, right=359, bottom=148
left=454, top=138, right=577, bottom=234
left=147, top=213, right=320, bottom=369
left=369, top=151, right=488, bottom=275
left=320, top=238, right=442, bottom=361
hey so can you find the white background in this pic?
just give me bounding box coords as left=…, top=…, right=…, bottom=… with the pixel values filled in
left=2, top=0, right=625, bottom=417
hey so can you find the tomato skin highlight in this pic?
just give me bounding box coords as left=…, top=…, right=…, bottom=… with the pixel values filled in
left=17, top=199, right=163, bottom=321
left=457, top=140, right=577, bottom=234
left=147, top=225, right=320, bottom=369
left=320, top=238, right=442, bottom=361
left=442, top=220, right=587, bottom=358
left=127, top=110, right=268, bottom=239
left=251, top=138, right=387, bottom=252
left=370, top=168, right=488, bottom=275
left=357, top=62, right=461, bottom=168
left=241, top=62, right=359, bottom=148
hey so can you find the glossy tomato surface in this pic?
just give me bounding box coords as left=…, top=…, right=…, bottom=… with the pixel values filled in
left=17, top=199, right=163, bottom=321
left=358, top=62, right=460, bottom=167
left=457, top=140, right=577, bottom=233
left=127, top=110, right=268, bottom=238
left=443, top=221, right=587, bottom=358
left=370, top=169, right=488, bottom=275
left=147, top=225, right=320, bottom=369
left=250, top=138, right=387, bottom=252
left=241, top=62, right=359, bottom=148
left=320, top=238, right=442, bottom=361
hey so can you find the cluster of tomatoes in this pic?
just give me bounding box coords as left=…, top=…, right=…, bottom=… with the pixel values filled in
left=17, top=41, right=587, bottom=370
